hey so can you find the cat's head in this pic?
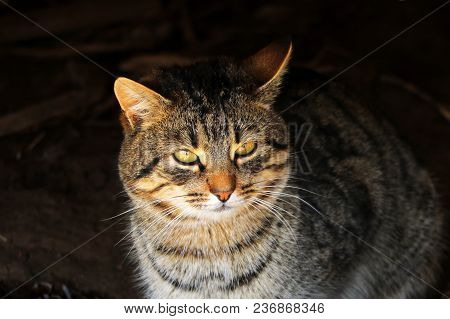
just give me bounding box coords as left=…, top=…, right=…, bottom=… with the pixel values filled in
left=115, top=39, right=292, bottom=220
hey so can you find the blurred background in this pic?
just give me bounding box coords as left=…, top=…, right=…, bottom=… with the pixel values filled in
left=0, top=0, right=449, bottom=298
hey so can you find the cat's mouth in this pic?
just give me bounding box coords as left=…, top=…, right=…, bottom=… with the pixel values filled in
left=175, top=193, right=247, bottom=218
left=211, top=203, right=233, bottom=212
left=196, top=201, right=235, bottom=213
left=189, top=194, right=243, bottom=215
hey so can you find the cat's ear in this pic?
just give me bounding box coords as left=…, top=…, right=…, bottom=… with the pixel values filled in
left=242, top=38, right=292, bottom=91
left=114, top=77, right=170, bottom=129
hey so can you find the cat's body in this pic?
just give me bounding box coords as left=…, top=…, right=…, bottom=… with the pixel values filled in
left=115, top=40, right=445, bottom=298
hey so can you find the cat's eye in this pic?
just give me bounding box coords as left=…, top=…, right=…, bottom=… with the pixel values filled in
left=173, top=150, right=198, bottom=165
left=235, top=141, right=257, bottom=157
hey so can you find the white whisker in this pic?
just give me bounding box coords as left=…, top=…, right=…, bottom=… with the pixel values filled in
left=261, top=185, right=325, bottom=197
left=250, top=197, right=298, bottom=245
left=116, top=204, right=178, bottom=247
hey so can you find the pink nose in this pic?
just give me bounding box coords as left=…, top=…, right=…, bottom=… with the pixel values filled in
left=212, top=190, right=233, bottom=202
left=208, top=173, right=236, bottom=203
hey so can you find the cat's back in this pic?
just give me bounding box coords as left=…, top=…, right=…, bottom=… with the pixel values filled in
left=277, top=67, right=445, bottom=298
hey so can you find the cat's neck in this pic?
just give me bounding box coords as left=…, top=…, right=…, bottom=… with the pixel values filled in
left=132, top=204, right=278, bottom=256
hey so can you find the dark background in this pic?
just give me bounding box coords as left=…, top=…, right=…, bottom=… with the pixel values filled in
left=0, top=0, right=449, bottom=298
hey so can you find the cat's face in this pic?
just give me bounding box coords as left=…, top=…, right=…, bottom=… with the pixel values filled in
left=115, top=40, right=292, bottom=219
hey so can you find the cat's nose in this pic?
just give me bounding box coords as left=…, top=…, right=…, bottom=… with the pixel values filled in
left=208, top=173, right=236, bottom=203
left=213, top=191, right=233, bottom=202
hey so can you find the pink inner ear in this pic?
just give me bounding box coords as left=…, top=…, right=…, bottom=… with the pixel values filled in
left=243, top=39, right=292, bottom=87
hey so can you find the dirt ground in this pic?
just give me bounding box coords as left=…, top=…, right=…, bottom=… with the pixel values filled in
left=0, top=0, right=449, bottom=298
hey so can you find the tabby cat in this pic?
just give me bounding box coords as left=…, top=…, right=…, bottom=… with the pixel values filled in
left=113, top=39, right=445, bottom=298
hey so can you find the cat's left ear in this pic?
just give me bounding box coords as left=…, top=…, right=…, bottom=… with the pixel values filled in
left=242, top=38, right=292, bottom=102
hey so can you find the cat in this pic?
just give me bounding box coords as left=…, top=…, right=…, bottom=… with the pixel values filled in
left=113, top=39, right=445, bottom=298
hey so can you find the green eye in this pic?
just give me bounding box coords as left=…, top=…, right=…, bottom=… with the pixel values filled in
left=235, top=141, right=257, bottom=157
left=174, top=150, right=198, bottom=164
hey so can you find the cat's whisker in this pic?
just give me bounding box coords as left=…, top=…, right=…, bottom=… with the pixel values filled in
left=247, top=201, right=276, bottom=232
left=246, top=178, right=283, bottom=188
left=260, top=185, right=325, bottom=197
left=149, top=211, right=185, bottom=245
left=102, top=204, right=147, bottom=222
left=114, top=182, right=143, bottom=196
left=116, top=204, right=178, bottom=247
left=249, top=201, right=298, bottom=248
left=252, top=197, right=298, bottom=231
left=262, top=190, right=325, bottom=219
left=250, top=197, right=298, bottom=245
left=105, top=194, right=191, bottom=222
left=122, top=206, right=180, bottom=261
left=147, top=200, right=191, bottom=243
left=257, top=191, right=301, bottom=213
left=270, top=175, right=312, bottom=182
left=125, top=195, right=192, bottom=249
left=159, top=212, right=187, bottom=244
left=246, top=175, right=312, bottom=190
left=114, top=189, right=129, bottom=197
left=105, top=202, right=155, bottom=223
left=288, top=149, right=311, bottom=157
left=254, top=196, right=297, bottom=219
left=249, top=199, right=298, bottom=246
left=121, top=205, right=179, bottom=263
left=117, top=184, right=140, bottom=196
left=232, top=205, right=260, bottom=246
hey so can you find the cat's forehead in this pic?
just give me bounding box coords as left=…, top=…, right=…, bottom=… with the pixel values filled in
left=143, top=59, right=277, bottom=146
left=163, top=104, right=263, bottom=150
left=157, top=60, right=253, bottom=102
left=175, top=109, right=236, bottom=145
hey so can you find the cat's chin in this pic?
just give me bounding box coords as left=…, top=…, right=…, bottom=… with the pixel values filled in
left=179, top=194, right=245, bottom=220
left=186, top=206, right=239, bottom=220
left=188, top=203, right=239, bottom=218
left=211, top=205, right=234, bottom=212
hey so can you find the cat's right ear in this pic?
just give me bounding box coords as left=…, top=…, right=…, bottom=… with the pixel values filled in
left=242, top=38, right=292, bottom=104
left=114, top=77, right=170, bottom=130
left=243, top=38, right=292, bottom=88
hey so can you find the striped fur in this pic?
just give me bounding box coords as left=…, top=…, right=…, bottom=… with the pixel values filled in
left=116, top=45, right=445, bottom=298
